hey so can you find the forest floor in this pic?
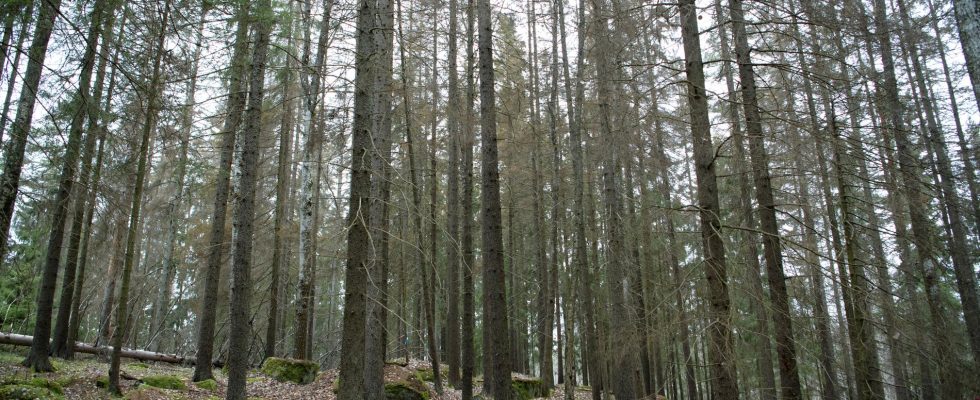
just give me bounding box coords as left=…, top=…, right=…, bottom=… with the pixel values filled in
left=0, top=347, right=593, bottom=399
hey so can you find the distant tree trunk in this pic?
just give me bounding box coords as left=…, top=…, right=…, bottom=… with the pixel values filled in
left=96, top=216, right=127, bottom=348
left=150, top=3, right=206, bottom=354
left=225, top=0, right=272, bottom=396
left=952, top=0, right=980, bottom=110
left=25, top=0, right=102, bottom=371
left=478, top=0, right=512, bottom=392
left=293, top=0, right=333, bottom=360
left=191, top=1, right=250, bottom=382
left=679, top=0, right=739, bottom=397
left=338, top=0, right=380, bottom=394
left=108, top=1, right=171, bottom=392
left=461, top=0, right=477, bottom=395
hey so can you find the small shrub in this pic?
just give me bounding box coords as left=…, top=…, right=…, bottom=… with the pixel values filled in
left=260, top=357, right=318, bottom=384
left=141, top=375, right=187, bottom=390
left=194, top=379, right=218, bottom=391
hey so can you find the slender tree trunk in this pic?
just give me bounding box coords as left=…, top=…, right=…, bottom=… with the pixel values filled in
left=445, top=0, right=463, bottom=384
left=461, top=0, right=477, bottom=395
left=225, top=0, right=272, bottom=396
left=729, top=1, right=803, bottom=397
left=0, top=0, right=58, bottom=353
left=267, top=4, right=297, bottom=360
left=679, top=0, right=739, bottom=397
left=150, top=4, right=206, bottom=354
left=192, top=1, right=250, bottom=382
left=293, top=0, right=333, bottom=359
left=426, top=6, right=443, bottom=389
left=898, top=0, right=980, bottom=371
left=0, top=0, right=30, bottom=146
left=108, top=1, right=171, bottom=392
left=26, top=0, right=103, bottom=370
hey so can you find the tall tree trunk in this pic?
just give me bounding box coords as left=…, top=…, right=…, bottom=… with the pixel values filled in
left=293, top=0, right=333, bottom=359
left=26, top=0, right=103, bottom=370
left=267, top=4, right=297, bottom=360
left=365, top=0, right=394, bottom=396
left=52, top=0, right=116, bottom=359
left=478, top=0, right=512, bottom=392
left=445, top=0, right=463, bottom=384
left=867, top=0, right=964, bottom=394
left=0, top=0, right=31, bottom=146
left=679, top=0, right=739, bottom=397
left=461, top=0, right=477, bottom=395
left=225, top=0, right=272, bottom=396
left=426, top=5, right=443, bottom=389
left=729, top=0, right=803, bottom=397
left=714, top=0, right=778, bottom=396
left=338, top=0, right=380, bottom=393
left=191, top=1, right=250, bottom=382
left=107, top=0, right=171, bottom=392
left=150, top=3, right=206, bottom=354
left=897, top=0, right=980, bottom=371
left=952, top=0, right=980, bottom=110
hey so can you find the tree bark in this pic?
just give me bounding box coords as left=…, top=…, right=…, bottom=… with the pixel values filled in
left=679, top=0, right=739, bottom=397
left=191, top=1, right=250, bottom=382
left=108, top=1, right=171, bottom=392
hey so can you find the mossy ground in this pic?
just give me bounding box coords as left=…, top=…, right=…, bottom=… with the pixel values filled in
left=0, top=348, right=577, bottom=399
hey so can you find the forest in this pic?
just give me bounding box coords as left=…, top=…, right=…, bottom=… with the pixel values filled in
left=0, top=0, right=977, bottom=397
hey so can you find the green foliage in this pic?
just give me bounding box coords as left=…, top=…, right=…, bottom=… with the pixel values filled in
left=140, top=375, right=187, bottom=390
left=194, top=378, right=218, bottom=391
left=260, top=357, right=319, bottom=384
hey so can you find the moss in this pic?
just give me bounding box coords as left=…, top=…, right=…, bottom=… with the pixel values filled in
left=511, top=377, right=548, bottom=400
left=260, top=357, right=319, bottom=384
left=194, top=378, right=218, bottom=391
left=415, top=368, right=435, bottom=382
left=0, top=384, right=63, bottom=400
left=0, top=377, right=64, bottom=394
left=95, top=375, right=109, bottom=388
left=384, top=380, right=429, bottom=400
left=141, top=375, right=187, bottom=390
left=130, top=362, right=150, bottom=369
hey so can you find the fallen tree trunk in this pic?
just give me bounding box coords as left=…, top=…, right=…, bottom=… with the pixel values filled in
left=0, top=332, right=197, bottom=365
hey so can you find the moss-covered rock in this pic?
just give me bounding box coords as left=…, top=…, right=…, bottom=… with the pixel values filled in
left=2, top=377, right=64, bottom=394
left=194, top=378, right=218, bottom=391
left=511, top=376, right=548, bottom=400
left=95, top=375, right=109, bottom=388
left=141, top=374, right=187, bottom=390
left=260, top=357, right=319, bottom=384
left=0, top=384, right=63, bottom=400
left=384, top=380, right=429, bottom=400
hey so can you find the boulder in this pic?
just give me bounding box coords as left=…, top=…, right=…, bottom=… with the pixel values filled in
left=260, top=357, right=319, bottom=384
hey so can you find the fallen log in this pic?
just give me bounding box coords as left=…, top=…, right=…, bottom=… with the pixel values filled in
left=0, top=332, right=197, bottom=365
